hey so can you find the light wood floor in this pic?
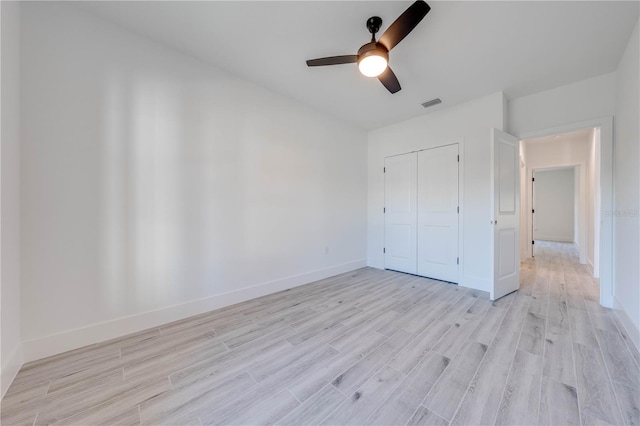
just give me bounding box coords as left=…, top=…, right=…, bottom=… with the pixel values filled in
left=3, top=241, right=639, bottom=426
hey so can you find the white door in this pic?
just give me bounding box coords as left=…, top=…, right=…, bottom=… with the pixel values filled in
left=384, top=153, right=417, bottom=274
left=417, top=145, right=459, bottom=283
left=491, top=129, right=520, bottom=300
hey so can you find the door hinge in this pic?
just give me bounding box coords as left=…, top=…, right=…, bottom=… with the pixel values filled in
left=532, top=240, right=535, bottom=245
left=457, top=206, right=459, bottom=214
left=383, top=248, right=386, bottom=253
left=383, top=167, right=386, bottom=173
left=383, top=207, right=386, bottom=213
left=532, top=177, right=535, bottom=182
left=457, top=155, right=459, bottom=162
left=532, top=209, right=535, bottom=213
left=456, top=257, right=459, bottom=265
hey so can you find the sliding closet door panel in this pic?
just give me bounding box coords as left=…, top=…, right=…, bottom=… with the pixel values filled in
left=417, top=145, right=459, bottom=283
left=384, top=153, right=417, bottom=274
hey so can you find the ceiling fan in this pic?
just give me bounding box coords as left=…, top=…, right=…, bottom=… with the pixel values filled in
left=306, top=1, right=431, bottom=94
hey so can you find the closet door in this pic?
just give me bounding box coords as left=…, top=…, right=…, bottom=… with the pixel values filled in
left=384, top=153, right=417, bottom=274
left=417, top=145, right=459, bottom=283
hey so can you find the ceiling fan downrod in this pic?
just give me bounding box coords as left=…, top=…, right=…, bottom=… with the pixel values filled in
left=367, top=16, right=383, bottom=42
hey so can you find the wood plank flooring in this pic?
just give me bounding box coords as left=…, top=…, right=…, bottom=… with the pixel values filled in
left=2, top=241, right=639, bottom=425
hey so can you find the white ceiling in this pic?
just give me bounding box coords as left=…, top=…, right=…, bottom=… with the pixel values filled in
left=73, top=1, right=639, bottom=130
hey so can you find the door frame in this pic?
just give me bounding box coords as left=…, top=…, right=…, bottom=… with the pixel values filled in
left=517, top=117, right=613, bottom=308
left=530, top=164, right=586, bottom=265
left=383, top=140, right=464, bottom=283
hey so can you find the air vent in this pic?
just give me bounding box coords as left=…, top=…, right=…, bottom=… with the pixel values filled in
left=421, top=98, right=442, bottom=109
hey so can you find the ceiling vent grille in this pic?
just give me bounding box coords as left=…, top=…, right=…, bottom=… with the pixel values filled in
left=421, top=98, right=442, bottom=108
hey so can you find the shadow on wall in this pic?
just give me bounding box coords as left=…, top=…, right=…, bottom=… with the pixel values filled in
left=98, top=70, right=332, bottom=316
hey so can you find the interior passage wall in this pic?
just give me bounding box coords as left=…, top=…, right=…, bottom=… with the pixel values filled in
left=534, top=169, right=575, bottom=242
left=367, top=92, right=505, bottom=294
left=20, top=2, right=367, bottom=361
left=613, top=17, right=640, bottom=347
left=1, top=0, right=23, bottom=397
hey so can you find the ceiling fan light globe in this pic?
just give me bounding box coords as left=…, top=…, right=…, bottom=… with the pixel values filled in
left=358, top=54, right=388, bottom=77
left=357, top=42, right=389, bottom=77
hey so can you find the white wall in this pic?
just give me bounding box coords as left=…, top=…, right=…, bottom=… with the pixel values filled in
left=508, top=73, right=616, bottom=137
left=1, top=1, right=23, bottom=397
left=367, top=92, right=505, bottom=293
left=586, top=128, right=600, bottom=275
left=586, top=131, right=595, bottom=265
left=533, top=168, right=575, bottom=243
left=519, top=141, right=528, bottom=261
left=574, top=167, right=580, bottom=247
left=613, top=18, right=640, bottom=348
left=20, top=3, right=367, bottom=361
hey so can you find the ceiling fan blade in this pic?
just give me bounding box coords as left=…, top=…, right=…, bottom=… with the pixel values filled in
left=378, top=0, right=430, bottom=52
left=378, top=67, right=401, bottom=94
left=306, top=55, right=358, bottom=67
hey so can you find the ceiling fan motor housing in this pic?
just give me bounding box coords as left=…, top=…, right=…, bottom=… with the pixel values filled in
left=366, top=16, right=383, bottom=35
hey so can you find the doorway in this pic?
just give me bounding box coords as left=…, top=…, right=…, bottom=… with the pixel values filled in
left=532, top=166, right=578, bottom=248
left=520, top=123, right=607, bottom=305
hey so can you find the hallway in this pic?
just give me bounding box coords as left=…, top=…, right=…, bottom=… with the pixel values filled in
left=520, top=240, right=639, bottom=425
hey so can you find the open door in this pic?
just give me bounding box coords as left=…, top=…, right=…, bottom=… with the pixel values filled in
left=491, top=129, right=520, bottom=300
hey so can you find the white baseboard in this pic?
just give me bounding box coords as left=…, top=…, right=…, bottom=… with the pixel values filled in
left=535, top=235, right=574, bottom=243
left=1, top=343, right=23, bottom=399
left=613, top=296, right=640, bottom=355
left=366, top=257, right=384, bottom=270
left=22, top=259, right=366, bottom=363
left=587, top=259, right=594, bottom=275
left=460, top=275, right=491, bottom=294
